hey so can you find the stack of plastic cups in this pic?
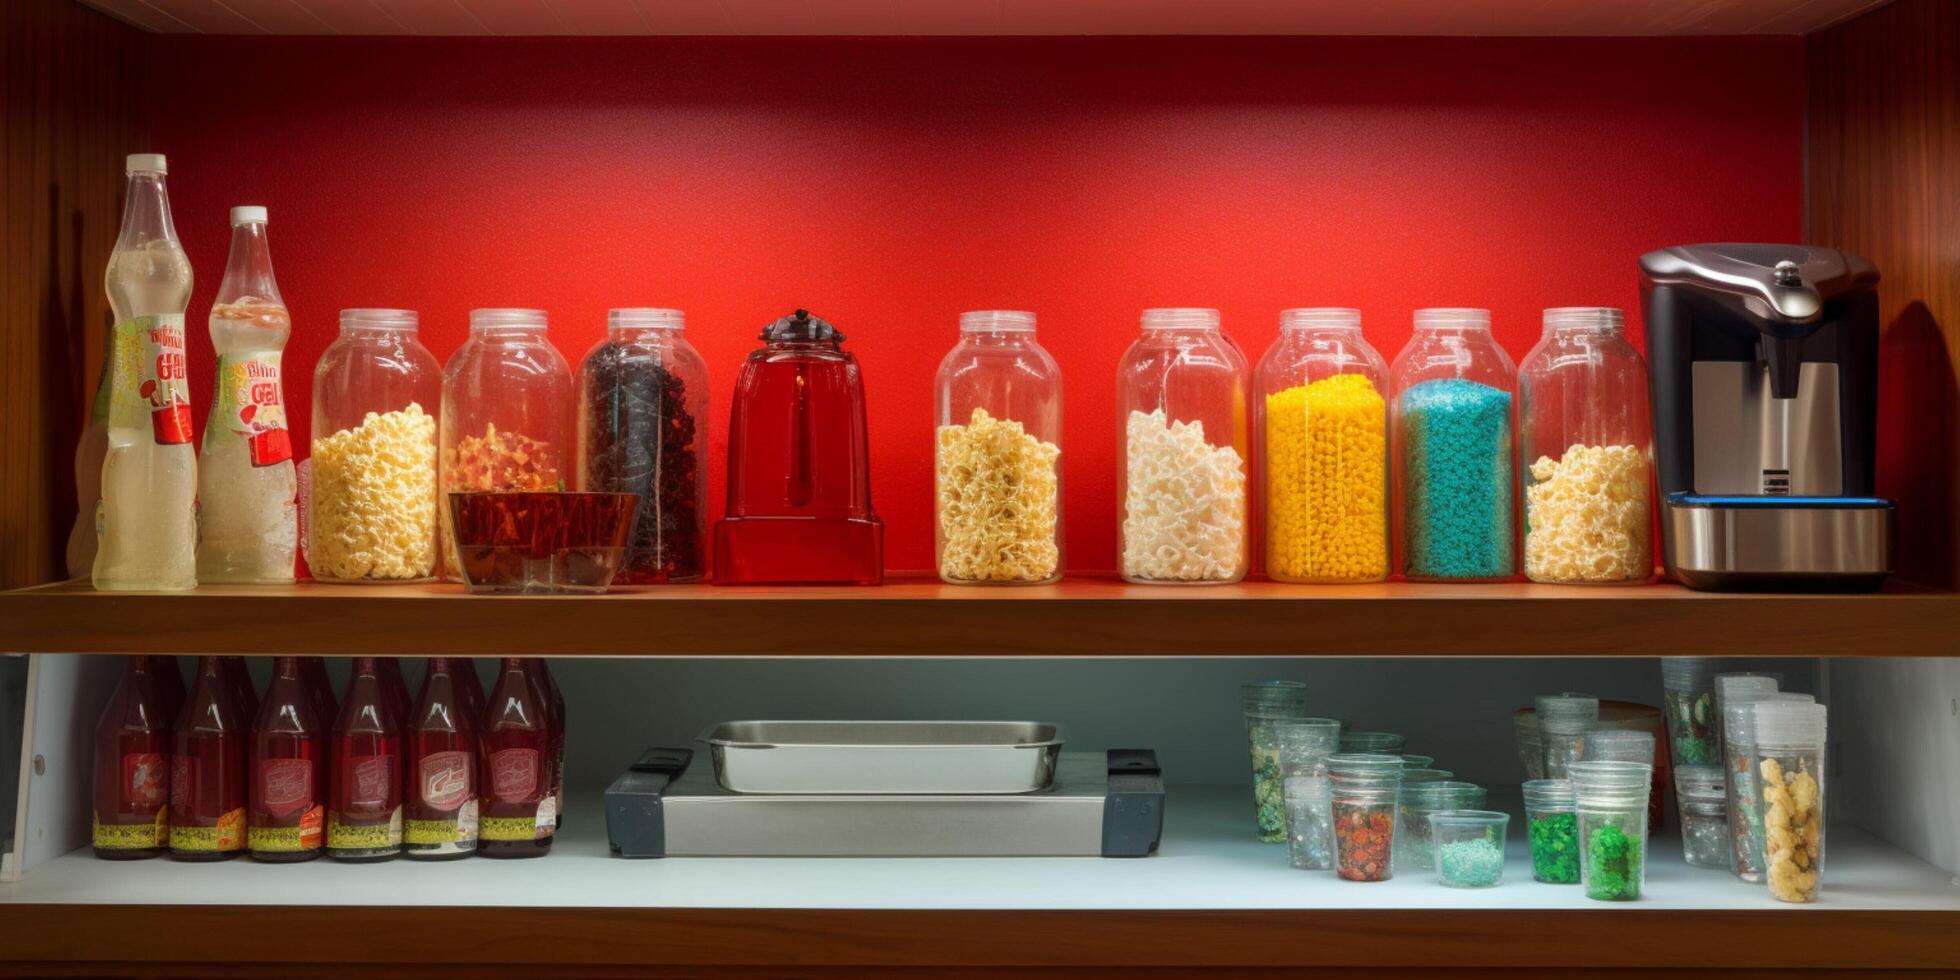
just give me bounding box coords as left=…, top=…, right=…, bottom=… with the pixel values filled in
left=1512, top=710, right=1544, bottom=780
left=1660, top=658, right=1720, bottom=768
left=1398, top=767, right=1454, bottom=784
left=1397, top=780, right=1486, bottom=871
left=1570, top=760, right=1653, bottom=901
left=1724, top=690, right=1814, bottom=881
left=1430, top=810, right=1511, bottom=888
left=1400, top=753, right=1436, bottom=769
left=1675, top=764, right=1731, bottom=869
left=1582, top=730, right=1655, bottom=764
left=1242, top=681, right=1311, bottom=842
left=1338, top=731, right=1406, bottom=755
left=1712, top=672, right=1780, bottom=765
left=1536, top=695, right=1599, bottom=779
left=1326, top=753, right=1404, bottom=882
left=1275, top=718, right=1342, bottom=869
left=1522, top=778, right=1579, bottom=884
left=1752, top=701, right=1828, bottom=903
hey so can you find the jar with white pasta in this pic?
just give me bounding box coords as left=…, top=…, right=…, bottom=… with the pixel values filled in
left=933, top=310, right=1063, bottom=585
left=1517, top=307, right=1654, bottom=585
left=1116, top=308, right=1250, bottom=585
left=307, top=308, right=442, bottom=583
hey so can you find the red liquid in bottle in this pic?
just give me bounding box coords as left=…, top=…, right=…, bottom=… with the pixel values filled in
left=328, top=657, right=402, bottom=861
left=527, top=658, right=567, bottom=829
left=300, top=656, right=338, bottom=779
left=92, top=656, right=171, bottom=859
left=478, top=658, right=553, bottom=857
left=248, top=657, right=325, bottom=862
left=405, top=658, right=478, bottom=859
left=221, top=656, right=259, bottom=721
left=154, top=656, right=186, bottom=727
left=170, top=656, right=247, bottom=860
left=453, top=658, right=485, bottom=723
left=376, top=658, right=412, bottom=725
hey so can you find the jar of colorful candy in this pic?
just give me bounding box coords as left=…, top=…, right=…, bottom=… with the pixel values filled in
left=1389, top=308, right=1518, bottom=581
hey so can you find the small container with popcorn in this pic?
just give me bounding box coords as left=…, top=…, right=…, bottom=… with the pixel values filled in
left=1752, top=701, right=1827, bottom=903
left=1517, top=307, right=1653, bottom=585
left=307, top=309, right=442, bottom=583
left=933, top=311, right=1063, bottom=585
left=440, top=309, right=575, bottom=580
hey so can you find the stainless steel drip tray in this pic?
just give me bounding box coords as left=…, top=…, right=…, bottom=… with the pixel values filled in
left=704, top=720, right=1064, bottom=795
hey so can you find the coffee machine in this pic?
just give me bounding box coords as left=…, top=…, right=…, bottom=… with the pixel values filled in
left=1641, top=244, right=1893, bottom=590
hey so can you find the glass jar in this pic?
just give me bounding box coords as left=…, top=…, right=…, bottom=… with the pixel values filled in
left=1430, top=810, right=1509, bottom=888
left=1241, top=681, right=1310, bottom=842
left=1518, top=308, right=1654, bottom=585
left=578, top=308, right=710, bottom=584
left=1117, top=309, right=1250, bottom=584
left=1571, top=760, right=1652, bottom=901
left=1522, top=778, right=1579, bottom=884
left=1725, top=691, right=1814, bottom=881
left=1660, top=657, right=1720, bottom=768
left=1536, top=694, right=1599, bottom=779
left=1328, top=758, right=1402, bottom=882
left=1675, top=764, right=1731, bottom=869
left=440, top=309, right=574, bottom=581
left=308, top=309, right=441, bottom=583
left=1397, top=780, right=1486, bottom=871
left=1389, top=308, right=1518, bottom=581
left=1283, top=773, right=1334, bottom=870
left=1752, top=701, right=1827, bottom=902
left=1338, top=730, right=1405, bottom=755
left=933, top=311, right=1064, bottom=585
left=1255, top=308, right=1389, bottom=584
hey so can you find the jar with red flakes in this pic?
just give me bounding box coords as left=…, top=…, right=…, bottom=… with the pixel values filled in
left=439, top=309, right=574, bottom=581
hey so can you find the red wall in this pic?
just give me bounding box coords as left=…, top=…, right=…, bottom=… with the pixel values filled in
left=146, top=36, right=1802, bottom=576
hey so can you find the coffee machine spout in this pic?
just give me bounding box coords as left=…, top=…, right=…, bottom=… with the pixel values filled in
left=1763, top=334, right=1806, bottom=400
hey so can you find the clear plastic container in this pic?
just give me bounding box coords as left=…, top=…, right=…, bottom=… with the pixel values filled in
left=1675, top=764, right=1731, bottom=869
left=1328, top=758, right=1403, bottom=881
left=1273, top=718, right=1342, bottom=777
left=1571, top=760, right=1652, bottom=901
left=1338, top=730, right=1406, bottom=755
left=1723, top=689, right=1809, bottom=881
left=1283, top=773, right=1334, bottom=870
left=933, top=311, right=1063, bottom=585
left=1582, top=730, right=1655, bottom=765
left=439, top=309, right=575, bottom=581
left=578, top=308, right=710, bottom=584
left=1660, top=657, right=1720, bottom=768
left=1522, top=778, right=1579, bottom=884
left=1430, top=810, right=1510, bottom=888
left=1512, top=709, right=1545, bottom=781
left=1398, top=767, right=1454, bottom=784
left=1241, top=681, right=1310, bottom=842
left=1397, top=780, right=1486, bottom=871
left=1518, top=307, right=1653, bottom=585
left=1255, top=308, right=1389, bottom=583
left=1117, top=309, right=1250, bottom=584
left=1400, top=753, right=1435, bottom=770
left=1752, top=701, right=1827, bottom=902
left=1536, top=695, right=1599, bottom=779
left=1389, top=308, right=1518, bottom=581
left=1713, top=672, right=1781, bottom=759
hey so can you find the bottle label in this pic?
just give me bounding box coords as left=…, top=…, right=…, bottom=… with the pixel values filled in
left=480, top=810, right=551, bottom=842
left=172, top=808, right=246, bottom=852
left=257, top=757, right=315, bottom=818
left=348, top=754, right=395, bottom=809
left=213, top=350, right=292, bottom=466
left=417, top=750, right=473, bottom=810
left=534, top=794, right=557, bottom=837
left=405, top=800, right=479, bottom=846
left=107, top=314, right=192, bottom=445
left=92, top=810, right=166, bottom=850
left=123, top=752, right=167, bottom=808
left=249, top=804, right=324, bottom=852
left=488, top=747, right=540, bottom=802
left=328, top=807, right=403, bottom=850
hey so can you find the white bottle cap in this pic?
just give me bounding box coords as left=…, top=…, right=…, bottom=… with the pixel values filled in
left=230, top=205, right=267, bottom=225
left=126, top=153, right=167, bottom=175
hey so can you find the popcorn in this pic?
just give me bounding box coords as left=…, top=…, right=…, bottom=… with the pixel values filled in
left=934, top=407, right=1061, bottom=583
left=309, top=403, right=438, bottom=581
left=1524, top=443, right=1651, bottom=583
left=1759, top=757, right=1823, bottom=902
left=1121, top=409, right=1247, bottom=582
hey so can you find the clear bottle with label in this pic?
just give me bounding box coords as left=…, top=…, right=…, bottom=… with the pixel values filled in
left=92, top=657, right=173, bottom=859
left=248, top=658, right=324, bottom=862
left=94, top=153, right=196, bottom=591
left=170, top=657, right=247, bottom=860
left=405, top=658, right=478, bottom=859
left=440, top=309, right=574, bottom=580
left=197, top=206, right=297, bottom=583
left=478, top=658, right=554, bottom=857
left=328, top=658, right=402, bottom=861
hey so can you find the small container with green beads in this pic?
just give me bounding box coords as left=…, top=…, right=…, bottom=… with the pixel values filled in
left=1522, top=778, right=1580, bottom=884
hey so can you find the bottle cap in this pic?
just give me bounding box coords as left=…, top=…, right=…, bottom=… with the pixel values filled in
left=125, top=153, right=167, bottom=174
left=340, top=308, right=418, bottom=331
left=1661, top=657, right=1716, bottom=690
left=609, top=308, right=684, bottom=330
left=1280, top=308, right=1360, bottom=330
left=1753, top=701, right=1827, bottom=748
left=470, top=308, right=548, bottom=331
left=1543, top=307, right=1624, bottom=331
left=1414, top=308, right=1490, bottom=330
left=960, top=310, right=1035, bottom=332
left=1140, top=308, right=1219, bottom=330
left=230, top=205, right=267, bottom=225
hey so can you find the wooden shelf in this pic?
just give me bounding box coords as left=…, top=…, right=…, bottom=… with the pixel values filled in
left=1, top=577, right=1954, bottom=657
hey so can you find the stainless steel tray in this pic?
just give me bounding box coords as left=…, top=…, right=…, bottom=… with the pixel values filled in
left=703, top=721, right=1065, bottom=795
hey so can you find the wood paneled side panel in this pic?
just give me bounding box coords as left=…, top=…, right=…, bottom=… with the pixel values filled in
left=0, top=0, right=144, bottom=590
left=1807, top=0, right=1960, bottom=589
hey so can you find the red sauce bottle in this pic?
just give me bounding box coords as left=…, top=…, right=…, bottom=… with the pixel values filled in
left=221, top=656, right=259, bottom=720
left=405, top=658, right=478, bottom=859
left=300, top=656, right=339, bottom=779
left=248, top=657, right=325, bottom=862
left=92, top=656, right=172, bottom=859
left=453, top=658, right=485, bottom=725
left=154, top=656, right=186, bottom=727
left=328, top=657, right=402, bottom=861
left=478, top=658, right=553, bottom=857
left=170, top=656, right=247, bottom=860
left=527, top=658, right=567, bottom=828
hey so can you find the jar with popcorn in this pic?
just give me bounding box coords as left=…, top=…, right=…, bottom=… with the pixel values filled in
left=1517, top=307, right=1653, bottom=585
left=1388, top=309, right=1518, bottom=581
left=1117, top=308, right=1250, bottom=585
left=1255, top=308, right=1389, bottom=584
left=440, top=309, right=575, bottom=580
left=933, top=311, right=1063, bottom=585
left=308, top=309, right=442, bottom=582
left=1751, top=701, right=1827, bottom=903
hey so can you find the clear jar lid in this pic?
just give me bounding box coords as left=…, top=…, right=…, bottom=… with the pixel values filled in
left=340, top=308, right=418, bottom=331
left=1280, top=308, right=1360, bottom=331
left=1754, top=700, right=1828, bottom=749
left=961, top=310, right=1035, bottom=332
left=1568, top=760, right=1652, bottom=806
left=609, top=308, right=685, bottom=330
left=1413, top=307, right=1491, bottom=331
left=1534, top=695, right=1599, bottom=733
left=470, top=308, right=547, bottom=331
left=1141, top=308, right=1219, bottom=331
left=1542, top=306, right=1624, bottom=332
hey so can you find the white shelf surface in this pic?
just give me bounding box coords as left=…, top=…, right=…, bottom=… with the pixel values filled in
left=4, top=786, right=1956, bottom=911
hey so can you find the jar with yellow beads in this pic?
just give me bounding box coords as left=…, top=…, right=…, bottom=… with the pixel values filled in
left=1254, top=308, right=1389, bottom=583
